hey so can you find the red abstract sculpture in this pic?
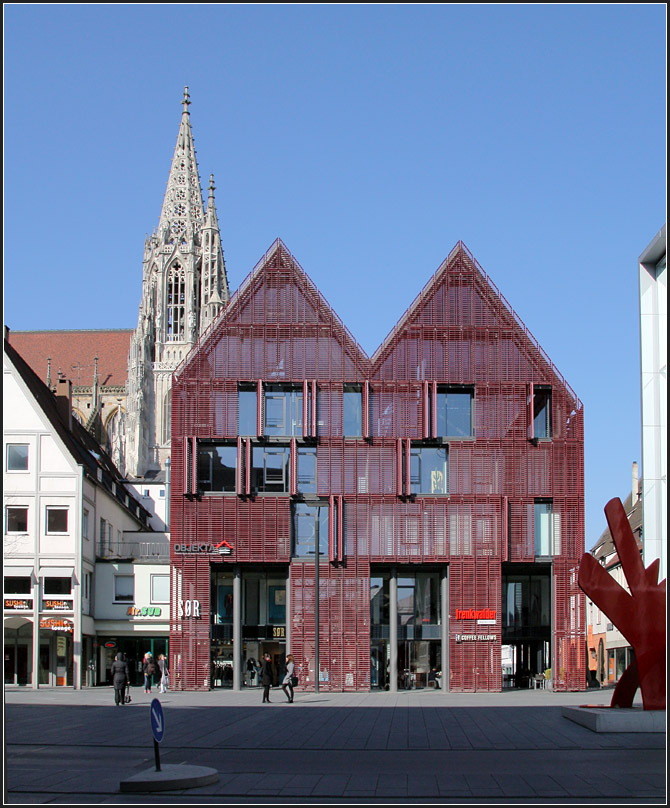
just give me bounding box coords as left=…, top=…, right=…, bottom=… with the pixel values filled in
left=578, top=498, right=666, bottom=710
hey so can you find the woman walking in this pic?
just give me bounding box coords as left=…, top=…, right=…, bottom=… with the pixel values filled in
left=282, top=654, right=296, bottom=703
left=143, top=652, right=156, bottom=693
left=158, top=654, right=169, bottom=693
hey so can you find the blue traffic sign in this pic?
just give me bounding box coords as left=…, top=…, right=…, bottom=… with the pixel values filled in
left=150, top=698, right=165, bottom=743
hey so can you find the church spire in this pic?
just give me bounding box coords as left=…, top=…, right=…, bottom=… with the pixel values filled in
left=157, top=85, right=205, bottom=247
left=200, top=173, right=229, bottom=332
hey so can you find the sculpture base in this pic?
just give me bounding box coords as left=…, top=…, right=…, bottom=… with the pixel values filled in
left=562, top=705, right=665, bottom=733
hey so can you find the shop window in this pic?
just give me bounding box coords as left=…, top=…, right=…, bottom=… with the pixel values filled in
left=251, top=445, right=290, bottom=493
left=410, top=447, right=448, bottom=495
left=6, top=506, right=28, bottom=533
left=436, top=387, right=474, bottom=438
left=238, top=386, right=257, bottom=436
left=343, top=387, right=363, bottom=437
left=293, top=502, right=329, bottom=557
left=6, top=443, right=29, bottom=471
left=151, top=574, right=170, bottom=604
left=4, top=576, right=31, bottom=594
left=45, top=507, right=68, bottom=534
left=534, top=500, right=553, bottom=556
left=198, top=444, right=237, bottom=492
left=297, top=446, right=317, bottom=493
left=114, top=575, right=134, bottom=603
left=264, top=385, right=303, bottom=437
left=533, top=387, right=552, bottom=439
left=43, top=576, right=71, bottom=596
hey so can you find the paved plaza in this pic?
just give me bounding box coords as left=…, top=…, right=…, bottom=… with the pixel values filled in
left=4, top=684, right=667, bottom=804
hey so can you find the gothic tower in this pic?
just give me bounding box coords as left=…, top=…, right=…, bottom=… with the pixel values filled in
left=125, top=88, right=229, bottom=478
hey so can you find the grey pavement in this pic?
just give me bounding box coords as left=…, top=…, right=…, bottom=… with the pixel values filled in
left=4, top=684, right=667, bottom=804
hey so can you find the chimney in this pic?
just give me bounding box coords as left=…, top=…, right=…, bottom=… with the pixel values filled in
left=55, top=375, right=73, bottom=432
left=632, top=461, right=639, bottom=506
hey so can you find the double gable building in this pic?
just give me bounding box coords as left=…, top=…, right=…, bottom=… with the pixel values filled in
left=170, top=239, right=585, bottom=692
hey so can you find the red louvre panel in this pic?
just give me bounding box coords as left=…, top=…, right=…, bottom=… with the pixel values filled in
left=337, top=496, right=343, bottom=562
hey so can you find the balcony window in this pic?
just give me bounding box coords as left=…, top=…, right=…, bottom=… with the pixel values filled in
left=6, top=444, right=29, bottom=471
left=297, top=446, right=317, bottom=494
left=251, top=445, right=290, bottom=493
left=410, top=447, right=448, bottom=495
left=343, top=387, right=363, bottom=437
left=436, top=388, right=473, bottom=438
left=293, top=502, right=329, bottom=557
left=198, top=444, right=237, bottom=493
left=264, top=386, right=303, bottom=437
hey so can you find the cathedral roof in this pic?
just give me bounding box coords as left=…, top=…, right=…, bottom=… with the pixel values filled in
left=7, top=329, right=132, bottom=389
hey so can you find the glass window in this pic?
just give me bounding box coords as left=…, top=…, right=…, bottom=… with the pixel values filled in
left=82, top=508, right=89, bottom=539
left=46, top=507, right=68, bottom=534
left=6, top=507, right=28, bottom=533
left=397, top=572, right=440, bottom=627
left=264, top=386, right=303, bottom=437
left=4, top=576, right=31, bottom=595
left=343, top=388, right=362, bottom=437
left=436, top=388, right=473, bottom=437
left=293, top=502, right=329, bottom=557
left=151, top=574, right=170, bottom=603
left=370, top=575, right=390, bottom=627
left=238, top=387, right=257, bottom=435
left=114, top=575, right=134, bottom=602
left=297, top=446, right=317, bottom=493
left=198, top=444, right=237, bottom=492
left=251, top=445, right=290, bottom=493
left=6, top=444, right=29, bottom=471
left=43, top=577, right=71, bottom=596
left=534, top=500, right=553, bottom=556
left=410, top=447, right=448, bottom=494
left=533, top=388, right=552, bottom=439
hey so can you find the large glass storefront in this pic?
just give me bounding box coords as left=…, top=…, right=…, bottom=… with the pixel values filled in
left=501, top=565, right=551, bottom=688
left=371, top=569, right=442, bottom=690
left=211, top=567, right=288, bottom=688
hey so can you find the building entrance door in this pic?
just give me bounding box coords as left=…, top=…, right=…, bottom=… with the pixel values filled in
left=4, top=646, right=27, bottom=685
left=397, top=640, right=440, bottom=690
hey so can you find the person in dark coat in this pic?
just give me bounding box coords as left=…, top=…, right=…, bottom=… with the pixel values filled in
left=261, top=652, right=273, bottom=703
left=143, top=652, right=156, bottom=693
left=111, top=653, right=129, bottom=706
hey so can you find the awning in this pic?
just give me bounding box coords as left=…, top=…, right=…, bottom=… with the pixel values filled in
left=4, top=566, right=35, bottom=577
left=38, top=567, right=74, bottom=578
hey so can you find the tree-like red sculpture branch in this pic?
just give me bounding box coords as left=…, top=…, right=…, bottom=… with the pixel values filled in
left=578, top=497, right=666, bottom=710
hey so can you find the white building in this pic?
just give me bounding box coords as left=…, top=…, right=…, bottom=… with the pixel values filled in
left=3, top=332, right=169, bottom=688
left=638, top=225, right=666, bottom=583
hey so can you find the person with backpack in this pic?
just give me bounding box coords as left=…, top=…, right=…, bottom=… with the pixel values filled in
left=143, top=652, right=156, bottom=693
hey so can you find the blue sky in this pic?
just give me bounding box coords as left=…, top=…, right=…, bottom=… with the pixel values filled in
left=3, top=4, right=666, bottom=549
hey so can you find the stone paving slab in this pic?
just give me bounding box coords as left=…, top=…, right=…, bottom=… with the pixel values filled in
left=4, top=686, right=666, bottom=803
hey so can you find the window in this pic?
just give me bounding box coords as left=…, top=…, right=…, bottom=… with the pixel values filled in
left=343, top=387, right=362, bottom=437
left=82, top=508, right=89, bottom=540
left=198, top=444, right=237, bottom=492
left=534, top=500, right=553, bottom=556
left=100, top=518, right=107, bottom=549
left=238, top=387, right=257, bottom=435
left=6, top=507, right=28, bottom=533
left=4, top=576, right=31, bottom=595
left=114, top=575, right=134, bottom=603
left=533, top=387, right=552, bottom=439
left=166, top=262, right=185, bottom=341
left=264, top=386, right=303, bottom=436
left=43, top=577, right=71, bottom=596
left=397, top=573, right=440, bottom=628
left=6, top=444, right=29, bottom=471
left=151, top=574, right=170, bottom=604
left=297, top=446, right=317, bottom=493
left=410, top=447, right=448, bottom=495
left=436, top=387, right=474, bottom=437
left=251, top=445, right=290, bottom=493
left=162, top=390, right=172, bottom=445
left=46, top=507, right=68, bottom=534
left=293, top=502, right=329, bottom=557
left=84, top=571, right=92, bottom=600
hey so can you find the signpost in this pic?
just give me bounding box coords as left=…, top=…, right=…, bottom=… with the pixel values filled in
left=150, top=698, right=165, bottom=771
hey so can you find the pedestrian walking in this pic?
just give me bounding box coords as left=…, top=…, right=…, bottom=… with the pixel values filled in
left=282, top=654, right=296, bottom=703
left=261, top=652, right=273, bottom=703
left=143, top=652, right=156, bottom=693
left=110, top=653, right=129, bottom=707
left=158, top=654, right=169, bottom=693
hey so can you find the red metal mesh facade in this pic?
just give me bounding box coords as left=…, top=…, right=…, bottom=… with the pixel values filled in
left=170, top=239, right=585, bottom=691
